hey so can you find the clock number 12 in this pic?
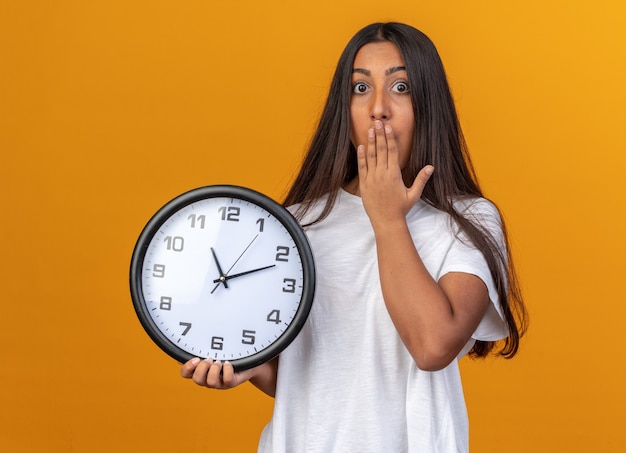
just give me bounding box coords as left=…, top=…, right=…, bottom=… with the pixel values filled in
left=218, top=206, right=240, bottom=222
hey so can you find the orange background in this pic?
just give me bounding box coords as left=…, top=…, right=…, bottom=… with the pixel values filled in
left=2, top=1, right=625, bottom=451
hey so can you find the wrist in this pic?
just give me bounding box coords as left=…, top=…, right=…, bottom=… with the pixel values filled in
left=370, top=215, right=409, bottom=237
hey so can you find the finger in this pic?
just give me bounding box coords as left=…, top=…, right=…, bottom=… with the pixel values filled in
left=356, top=144, right=367, bottom=181
left=408, top=165, right=435, bottom=203
left=366, top=126, right=377, bottom=169
left=374, top=120, right=388, bottom=169
left=384, top=124, right=398, bottom=170
left=181, top=357, right=201, bottom=379
left=191, top=358, right=213, bottom=385
left=221, top=361, right=237, bottom=387
left=206, top=360, right=224, bottom=387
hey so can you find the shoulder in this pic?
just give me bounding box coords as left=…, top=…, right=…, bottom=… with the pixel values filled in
left=454, top=197, right=500, bottom=218
left=453, top=197, right=503, bottom=234
left=407, top=197, right=502, bottom=234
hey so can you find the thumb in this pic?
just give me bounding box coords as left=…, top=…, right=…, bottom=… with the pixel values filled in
left=407, top=165, right=434, bottom=203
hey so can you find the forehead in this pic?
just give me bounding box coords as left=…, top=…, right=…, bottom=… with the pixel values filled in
left=352, top=41, right=405, bottom=70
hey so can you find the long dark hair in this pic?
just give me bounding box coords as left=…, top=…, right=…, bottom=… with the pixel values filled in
left=284, top=22, right=527, bottom=358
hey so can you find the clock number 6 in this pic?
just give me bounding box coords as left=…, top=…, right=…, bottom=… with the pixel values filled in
left=211, top=336, right=224, bottom=350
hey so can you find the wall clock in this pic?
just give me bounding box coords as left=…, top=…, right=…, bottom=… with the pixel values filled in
left=130, top=185, right=315, bottom=371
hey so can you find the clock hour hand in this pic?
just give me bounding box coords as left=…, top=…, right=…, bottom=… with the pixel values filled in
left=211, top=247, right=228, bottom=290
left=213, top=264, right=276, bottom=284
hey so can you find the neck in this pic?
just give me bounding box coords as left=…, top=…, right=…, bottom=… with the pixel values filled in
left=343, top=178, right=361, bottom=196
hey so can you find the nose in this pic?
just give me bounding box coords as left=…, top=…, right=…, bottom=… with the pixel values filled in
left=370, top=89, right=390, bottom=121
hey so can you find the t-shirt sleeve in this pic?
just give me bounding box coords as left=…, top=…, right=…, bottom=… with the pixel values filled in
left=438, top=199, right=509, bottom=341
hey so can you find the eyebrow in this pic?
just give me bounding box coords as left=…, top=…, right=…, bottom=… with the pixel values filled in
left=352, top=66, right=407, bottom=76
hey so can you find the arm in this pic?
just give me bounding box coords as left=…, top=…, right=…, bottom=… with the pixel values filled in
left=356, top=122, right=490, bottom=371
left=180, top=356, right=278, bottom=397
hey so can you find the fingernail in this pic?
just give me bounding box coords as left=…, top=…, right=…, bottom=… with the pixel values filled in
left=384, top=125, right=392, bottom=134
left=425, top=166, right=434, bottom=176
left=191, top=357, right=201, bottom=365
left=375, top=121, right=383, bottom=129
left=368, top=128, right=375, bottom=137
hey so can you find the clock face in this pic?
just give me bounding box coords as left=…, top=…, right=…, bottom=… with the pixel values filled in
left=130, top=186, right=315, bottom=371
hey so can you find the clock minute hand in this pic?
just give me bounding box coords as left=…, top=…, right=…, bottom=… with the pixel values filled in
left=213, top=264, right=276, bottom=283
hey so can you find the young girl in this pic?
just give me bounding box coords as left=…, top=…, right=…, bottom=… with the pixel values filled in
left=181, top=22, right=527, bottom=452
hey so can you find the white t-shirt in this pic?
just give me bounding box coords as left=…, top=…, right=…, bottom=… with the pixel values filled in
left=258, top=189, right=508, bottom=453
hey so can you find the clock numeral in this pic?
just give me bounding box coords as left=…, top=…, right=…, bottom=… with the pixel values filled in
left=164, top=235, right=184, bottom=252
left=282, top=278, right=296, bottom=293
left=159, top=296, right=172, bottom=310
left=256, top=218, right=264, bottom=232
left=267, top=309, right=282, bottom=325
left=242, top=329, right=256, bottom=345
left=275, top=246, right=290, bottom=262
left=218, top=206, right=240, bottom=222
left=179, top=322, right=192, bottom=336
left=152, top=264, right=165, bottom=278
left=211, top=336, right=224, bottom=350
left=188, top=213, right=206, bottom=229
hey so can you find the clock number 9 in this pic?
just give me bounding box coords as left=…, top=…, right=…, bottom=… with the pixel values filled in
left=152, top=264, right=165, bottom=278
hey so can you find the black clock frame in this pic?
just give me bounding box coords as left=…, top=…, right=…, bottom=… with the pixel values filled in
left=129, top=185, right=315, bottom=371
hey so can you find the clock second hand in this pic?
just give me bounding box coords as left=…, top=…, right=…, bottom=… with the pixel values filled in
left=210, top=234, right=259, bottom=294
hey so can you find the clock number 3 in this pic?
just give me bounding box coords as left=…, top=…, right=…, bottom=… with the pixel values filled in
left=282, top=278, right=296, bottom=293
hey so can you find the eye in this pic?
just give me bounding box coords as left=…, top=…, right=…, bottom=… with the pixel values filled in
left=352, top=82, right=369, bottom=94
left=392, top=81, right=410, bottom=94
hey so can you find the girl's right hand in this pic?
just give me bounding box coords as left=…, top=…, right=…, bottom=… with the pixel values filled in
left=180, top=357, right=278, bottom=396
left=181, top=358, right=253, bottom=389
